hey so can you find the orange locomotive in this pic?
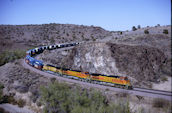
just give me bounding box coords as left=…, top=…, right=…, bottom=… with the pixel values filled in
left=43, top=64, right=132, bottom=89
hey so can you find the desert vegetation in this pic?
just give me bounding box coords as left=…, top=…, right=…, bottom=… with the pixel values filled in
left=132, top=26, right=137, bottom=31
left=0, top=49, right=25, bottom=66
left=0, top=83, right=4, bottom=103
left=40, top=81, right=131, bottom=113
left=163, top=29, right=168, bottom=34
left=144, top=29, right=149, bottom=34
left=0, top=83, right=26, bottom=107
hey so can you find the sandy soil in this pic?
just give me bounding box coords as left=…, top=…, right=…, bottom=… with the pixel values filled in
left=152, top=76, right=172, bottom=91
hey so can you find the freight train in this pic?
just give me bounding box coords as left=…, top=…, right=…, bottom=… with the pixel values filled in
left=25, top=42, right=132, bottom=89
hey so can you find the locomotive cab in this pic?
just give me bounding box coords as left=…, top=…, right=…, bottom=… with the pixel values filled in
left=34, top=60, right=43, bottom=70
left=119, top=76, right=132, bottom=89
left=124, top=77, right=132, bottom=89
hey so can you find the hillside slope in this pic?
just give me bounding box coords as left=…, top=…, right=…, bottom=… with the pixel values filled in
left=0, top=24, right=110, bottom=50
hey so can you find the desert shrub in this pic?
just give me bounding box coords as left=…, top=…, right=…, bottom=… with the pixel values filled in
left=93, top=38, right=96, bottom=41
left=85, top=39, right=89, bottom=41
left=17, top=99, right=26, bottom=108
left=163, top=29, right=168, bottom=34
left=1, top=95, right=17, bottom=105
left=105, top=88, right=109, bottom=91
left=0, top=83, right=4, bottom=103
left=50, top=77, right=56, bottom=83
left=72, top=34, right=76, bottom=39
left=6, top=96, right=17, bottom=104
left=0, top=83, right=4, bottom=89
left=137, top=25, right=141, bottom=29
left=66, top=33, right=69, bottom=36
left=161, top=76, right=168, bottom=82
left=144, top=29, right=149, bottom=34
left=40, top=81, right=116, bottom=113
left=132, top=26, right=137, bottom=31
left=36, top=100, right=42, bottom=107
left=120, top=31, right=122, bottom=35
left=112, top=99, right=131, bottom=113
left=152, top=98, right=170, bottom=108
left=50, top=37, right=55, bottom=43
left=0, top=50, right=25, bottom=66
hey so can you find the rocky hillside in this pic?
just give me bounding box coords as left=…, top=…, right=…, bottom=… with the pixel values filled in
left=0, top=23, right=110, bottom=48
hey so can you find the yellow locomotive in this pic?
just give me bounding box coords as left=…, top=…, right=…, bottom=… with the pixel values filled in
left=43, top=64, right=132, bottom=89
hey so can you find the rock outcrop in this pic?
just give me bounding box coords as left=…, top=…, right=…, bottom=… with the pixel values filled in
left=38, top=42, right=168, bottom=87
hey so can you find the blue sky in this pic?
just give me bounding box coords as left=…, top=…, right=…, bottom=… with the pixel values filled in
left=0, top=0, right=171, bottom=31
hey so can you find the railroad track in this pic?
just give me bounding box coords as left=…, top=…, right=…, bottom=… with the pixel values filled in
left=46, top=69, right=172, bottom=97
left=133, top=87, right=172, bottom=96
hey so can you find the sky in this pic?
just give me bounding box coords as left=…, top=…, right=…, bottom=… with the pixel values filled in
left=0, top=0, right=171, bottom=31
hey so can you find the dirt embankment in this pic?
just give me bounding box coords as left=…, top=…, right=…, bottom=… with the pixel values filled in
left=0, top=60, right=51, bottom=112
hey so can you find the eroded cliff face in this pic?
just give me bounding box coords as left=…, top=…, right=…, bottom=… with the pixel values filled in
left=38, top=42, right=168, bottom=87
left=69, top=43, right=124, bottom=76
left=107, top=43, right=167, bottom=86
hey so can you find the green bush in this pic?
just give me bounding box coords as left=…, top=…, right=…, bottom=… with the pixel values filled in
left=137, top=25, right=141, bottom=29
left=163, top=29, right=168, bottom=34
left=0, top=50, right=25, bottom=66
left=4, top=95, right=17, bottom=105
left=112, top=99, right=131, bottom=113
left=40, top=81, right=118, bottom=113
left=50, top=37, right=55, bottom=43
left=17, top=99, right=26, bottom=108
left=0, top=95, right=17, bottom=105
left=144, top=29, right=149, bottom=34
left=50, top=77, right=56, bottom=83
left=93, top=38, right=96, bottom=41
left=161, top=76, right=168, bottom=82
left=0, top=83, right=4, bottom=103
left=132, top=26, right=137, bottom=31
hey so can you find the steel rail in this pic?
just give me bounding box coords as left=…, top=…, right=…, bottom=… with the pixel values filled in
left=133, top=88, right=172, bottom=96
left=134, top=87, right=172, bottom=93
